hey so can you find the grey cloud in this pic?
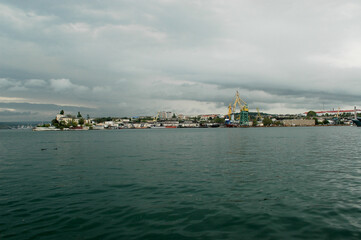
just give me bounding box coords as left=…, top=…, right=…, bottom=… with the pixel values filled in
left=0, top=110, right=37, bottom=116
left=0, top=78, right=90, bottom=94
left=0, top=78, right=16, bottom=88
left=24, top=79, right=47, bottom=87
left=49, top=78, right=88, bottom=92
left=0, top=102, right=93, bottom=112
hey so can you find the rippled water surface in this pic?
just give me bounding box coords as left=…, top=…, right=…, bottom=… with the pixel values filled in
left=1, top=127, right=361, bottom=239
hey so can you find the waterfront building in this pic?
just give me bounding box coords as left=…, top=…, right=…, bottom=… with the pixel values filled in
left=199, top=114, right=219, bottom=121
left=56, top=114, right=64, bottom=121
left=177, top=114, right=185, bottom=120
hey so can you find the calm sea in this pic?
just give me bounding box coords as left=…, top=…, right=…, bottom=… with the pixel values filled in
left=1, top=127, right=361, bottom=239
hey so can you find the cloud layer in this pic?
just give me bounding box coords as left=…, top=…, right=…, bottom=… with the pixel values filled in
left=1, top=0, right=361, bottom=120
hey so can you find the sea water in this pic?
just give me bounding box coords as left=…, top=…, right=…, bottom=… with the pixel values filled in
left=1, top=127, right=361, bottom=239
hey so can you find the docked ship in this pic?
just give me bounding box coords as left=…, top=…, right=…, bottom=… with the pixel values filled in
left=352, top=118, right=361, bottom=127
left=225, top=123, right=239, bottom=128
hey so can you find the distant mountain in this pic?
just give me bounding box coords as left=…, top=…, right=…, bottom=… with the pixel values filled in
left=0, top=121, right=48, bottom=129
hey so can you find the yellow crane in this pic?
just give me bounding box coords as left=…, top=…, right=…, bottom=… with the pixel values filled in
left=153, top=112, right=160, bottom=122
left=227, top=90, right=249, bottom=125
left=257, top=108, right=262, bottom=121
left=233, top=91, right=248, bottom=112
left=228, top=104, right=233, bottom=120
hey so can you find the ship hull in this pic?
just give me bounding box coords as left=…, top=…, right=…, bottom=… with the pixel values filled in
left=225, top=124, right=238, bottom=128
left=352, top=118, right=361, bottom=127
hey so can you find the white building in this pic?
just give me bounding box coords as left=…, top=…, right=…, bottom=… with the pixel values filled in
left=158, top=111, right=175, bottom=120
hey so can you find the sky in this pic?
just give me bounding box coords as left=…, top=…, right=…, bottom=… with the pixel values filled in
left=1, top=0, right=361, bottom=121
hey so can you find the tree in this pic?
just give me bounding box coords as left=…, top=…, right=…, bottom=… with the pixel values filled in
left=214, top=117, right=225, bottom=124
left=307, top=111, right=317, bottom=117
left=274, top=121, right=283, bottom=126
left=313, top=117, right=319, bottom=125
left=77, top=112, right=82, bottom=118
left=95, top=117, right=112, bottom=123
left=323, top=119, right=329, bottom=125
left=252, top=118, right=258, bottom=127
left=60, top=110, right=64, bottom=115
left=79, top=118, right=85, bottom=125
left=71, top=121, right=78, bottom=127
left=262, top=117, right=273, bottom=126
left=191, top=117, right=199, bottom=123
left=51, top=118, right=59, bottom=127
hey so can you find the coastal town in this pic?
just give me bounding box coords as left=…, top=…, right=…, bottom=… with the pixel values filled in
left=31, top=107, right=360, bottom=131
left=30, top=90, right=361, bottom=131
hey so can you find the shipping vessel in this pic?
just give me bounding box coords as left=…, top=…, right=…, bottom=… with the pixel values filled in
left=225, top=123, right=239, bottom=128
left=352, top=118, right=361, bottom=127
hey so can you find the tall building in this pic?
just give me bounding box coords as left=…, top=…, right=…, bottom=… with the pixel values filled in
left=158, top=111, right=175, bottom=120
left=158, top=111, right=166, bottom=120
left=166, top=112, right=173, bottom=119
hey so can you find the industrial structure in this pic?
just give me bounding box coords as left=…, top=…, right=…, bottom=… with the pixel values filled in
left=226, top=91, right=249, bottom=126
left=305, top=107, right=361, bottom=125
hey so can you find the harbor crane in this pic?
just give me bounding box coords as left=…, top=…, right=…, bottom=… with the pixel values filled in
left=257, top=108, right=262, bottom=121
left=153, top=112, right=160, bottom=122
left=234, top=91, right=249, bottom=125
left=228, top=104, right=233, bottom=120
left=226, top=91, right=249, bottom=126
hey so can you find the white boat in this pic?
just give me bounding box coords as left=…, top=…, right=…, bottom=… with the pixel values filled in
left=33, top=126, right=60, bottom=131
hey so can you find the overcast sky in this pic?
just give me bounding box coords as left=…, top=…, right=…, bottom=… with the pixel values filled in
left=1, top=0, right=361, bottom=121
